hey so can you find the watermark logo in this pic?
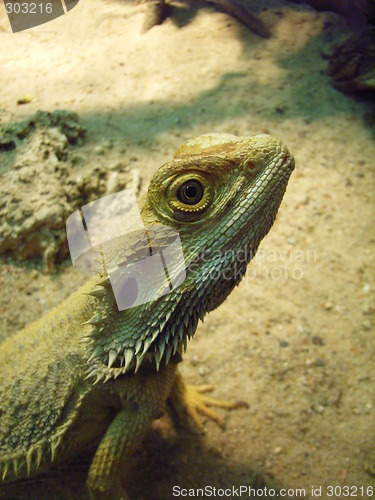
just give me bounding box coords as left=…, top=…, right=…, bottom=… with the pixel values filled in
left=66, top=189, right=316, bottom=311
left=66, top=189, right=186, bottom=312
left=3, top=0, right=80, bottom=33
left=246, top=247, right=317, bottom=282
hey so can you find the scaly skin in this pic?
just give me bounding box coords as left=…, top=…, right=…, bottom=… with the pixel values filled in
left=0, top=133, right=294, bottom=498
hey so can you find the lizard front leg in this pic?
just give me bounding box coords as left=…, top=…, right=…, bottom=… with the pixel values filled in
left=87, top=404, right=150, bottom=500
left=169, top=368, right=248, bottom=432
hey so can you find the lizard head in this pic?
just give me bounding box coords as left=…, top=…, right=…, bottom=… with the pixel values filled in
left=146, top=133, right=294, bottom=262
left=84, top=134, right=294, bottom=380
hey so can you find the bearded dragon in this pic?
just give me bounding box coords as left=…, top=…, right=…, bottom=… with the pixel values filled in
left=0, top=133, right=294, bottom=498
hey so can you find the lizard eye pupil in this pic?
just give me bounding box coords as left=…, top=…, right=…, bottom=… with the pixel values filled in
left=177, top=180, right=204, bottom=205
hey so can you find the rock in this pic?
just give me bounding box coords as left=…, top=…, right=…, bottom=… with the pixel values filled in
left=0, top=111, right=135, bottom=270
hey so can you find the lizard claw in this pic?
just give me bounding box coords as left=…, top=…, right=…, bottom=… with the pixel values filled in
left=169, top=372, right=248, bottom=432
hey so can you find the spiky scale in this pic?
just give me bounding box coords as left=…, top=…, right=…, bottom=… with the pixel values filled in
left=124, top=349, right=133, bottom=371
left=83, top=314, right=101, bottom=326
left=183, top=313, right=190, bottom=328
left=2, top=461, right=9, bottom=481
left=165, top=344, right=173, bottom=366
left=151, top=330, right=159, bottom=343
left=172, top=335, right=179, bottom=354
left=141, top=337, right=152, bottom=357
left=26, top=448, right=34, bottom=476
left=108, top=349, right=117, bottom=368
left=87, top=345, right=104, bottom=363
left=93, top=372, right=105, bottom=385
left=177, top=323, right=184, bottom=341
left=135, top=354, right=145, bottom=373
left=88, top=288, right=105, bottom=299
left=187, top=314, right=197, bottom=337
left=36, top=446, right=43, bottom=468
left=198, top=307, right=204, bottom=322
left=158, top=317, right=167, bottom=331
left=134, top=339, right=143, bottom=356
left=163, top=331, right=170, bottom=350
left=50, top=433, right=64, bottom=463
left=154, top=351, right=161, bottom=371
left=182, top=334, right=188, bottom=352
left=92, top=325, right=104, bottom=338
left=150, top=317, right=159, bottom=328
left=97, top=276, right=111, bottom=288
left=12, top=458, right=19, bottom=477
left=158, top=339, right=166, bottom=360
left=82, top=325, right=102, bottom=340
left=164, top=309, right=173, bottom=322
left=80, top=336, right=92, bottom=344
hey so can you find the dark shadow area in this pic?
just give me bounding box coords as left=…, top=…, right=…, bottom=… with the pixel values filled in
left=275, top=41, right=375, bottom=118
left=127, top=418, right=299, bottom=499
left=79, top=72, right=257, bottom=146
left=168, top=1, right=200, bottom=29
left=111, top=0, right=272, bottom=33
left=78, top=69, right=374, bottom=149
left=0, top=417, right=301, bottom=499
left=1, top=64, right=373, bottom=168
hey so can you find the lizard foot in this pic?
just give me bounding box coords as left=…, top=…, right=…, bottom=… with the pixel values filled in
left=169, top=370, right=248, bottom=432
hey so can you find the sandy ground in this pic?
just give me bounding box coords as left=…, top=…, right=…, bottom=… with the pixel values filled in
left=0, top=0, right=375, bottom=498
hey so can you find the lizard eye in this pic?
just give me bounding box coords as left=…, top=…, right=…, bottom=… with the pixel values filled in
left=177, top=180, right=204, bottom=205
left=155, top=172, right=212, bottom=222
